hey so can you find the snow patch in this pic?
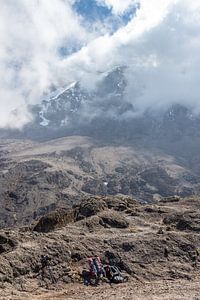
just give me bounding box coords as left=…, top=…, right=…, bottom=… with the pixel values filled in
left=39, top=111, right=50, bottom=126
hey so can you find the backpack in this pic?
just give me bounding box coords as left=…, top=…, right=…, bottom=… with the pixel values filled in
left=112, top=274, right=124, bottom=283
left=110, top=266, right=128, bottom=283
left=110, top=266, right=120, bottom=275
left=88, top=258, right=98, bottom=276
left=88, top=257, right=103, bottom=276
left=93, top=257, right=103, bottom=275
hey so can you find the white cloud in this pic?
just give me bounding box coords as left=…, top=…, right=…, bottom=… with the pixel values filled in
left=60, top=0, right=200, bottom=116
left=124, top=0, right=200, bottom=114
left=97, top=0, right=137, bottom=15
left=60, top=0, right=176, bottom=86
left=0, top=0, right=200, bottom=128
left=0, top=0, right=88, bottom=128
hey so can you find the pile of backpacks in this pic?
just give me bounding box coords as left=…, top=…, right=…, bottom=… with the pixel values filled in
left=82, top=256, right=128, bottom=286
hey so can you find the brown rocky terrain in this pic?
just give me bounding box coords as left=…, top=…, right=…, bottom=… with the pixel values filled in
left=1, top=137, right=200, bottom=299
left=0, top=195, right=200, bottom=299
left=1, top=137, right=200, bottom=229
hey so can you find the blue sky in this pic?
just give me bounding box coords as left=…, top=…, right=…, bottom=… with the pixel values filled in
left=74, top=0, right=113, bottom=22
left=73, top=0, right=137, bottom=32
left=57, top=0, right=138, bottom=57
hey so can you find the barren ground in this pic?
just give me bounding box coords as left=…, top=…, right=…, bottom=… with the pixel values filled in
left=1, top=277, right=200, bottom=300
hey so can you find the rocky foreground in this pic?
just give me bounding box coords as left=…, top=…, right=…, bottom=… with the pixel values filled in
left=0, top=195, right=200, bottom=299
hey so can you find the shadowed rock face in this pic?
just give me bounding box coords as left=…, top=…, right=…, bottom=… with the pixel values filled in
left=33, top=197, right=130, bottom=233
left=0, top=235, right=17, bottom=254
left=99, top=210, right=129, bottom=228
left=33, top=207, right=76, bottom=233
left=76, top=198, right=107, bottom=220
left=0, top=158, right=74, bottom=229
left=163, top=212, right=200, bottom=232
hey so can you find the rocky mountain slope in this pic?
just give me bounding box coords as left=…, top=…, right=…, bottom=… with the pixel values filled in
left=1, top=137, right=200, bottom=229
left=0, top=195, right=200, bottom=299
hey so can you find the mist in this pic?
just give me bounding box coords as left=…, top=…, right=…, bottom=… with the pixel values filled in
left=0, top=0, right=200, bottom=129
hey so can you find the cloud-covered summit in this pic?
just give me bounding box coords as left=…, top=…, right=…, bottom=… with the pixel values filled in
left=0, top=0, right=200, bottom=128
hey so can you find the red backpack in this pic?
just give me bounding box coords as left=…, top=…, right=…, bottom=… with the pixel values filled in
left=88, top=257, right=97, bottom=276
left=88, top=257, right=103, bottom=275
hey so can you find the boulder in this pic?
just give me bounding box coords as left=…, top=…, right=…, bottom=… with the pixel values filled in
left=104, top=197, right=128, bottom=211
left=0, top=235, right=17, bottom=254
left=33, top=207, right=75, bottom=233
left=163, top=212, right=200, bottom=232
left=160, top=195, right=181, bottom=203
left=76, top=197, right=107, bottom=220
left=99, top=211, right=129, bottom=228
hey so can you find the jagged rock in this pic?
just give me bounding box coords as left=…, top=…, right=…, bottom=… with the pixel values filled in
left=80, top=215, right=102, bottom=232
left=0, top=256, right=13, bottom=283
left=99, top=211, right=129, bottom=228
left=0, top=235, right=17, bottom=254
left=76, top=197, right=107, bottom=220
left=33, top=207, right=75, bottom=233
left=160, top=195, right=181, bottom=203
left=103, top=197, right=128, bottom=211
left=163, top=212, right=200, bottom=232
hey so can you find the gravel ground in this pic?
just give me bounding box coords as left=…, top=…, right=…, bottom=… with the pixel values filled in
left=1, top=277, right=200, bottom=300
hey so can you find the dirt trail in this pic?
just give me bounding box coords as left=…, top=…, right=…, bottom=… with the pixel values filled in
left=2, top=278, right=200, bottom=300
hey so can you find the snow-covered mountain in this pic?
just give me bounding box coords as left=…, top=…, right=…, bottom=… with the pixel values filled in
left=4, top=65, right=200, bottom=171
left=38, top=81, right=89, bottom=127
left=34, top=66, right=127, bottom=130
left=33, top=66, right=200, bottom=137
